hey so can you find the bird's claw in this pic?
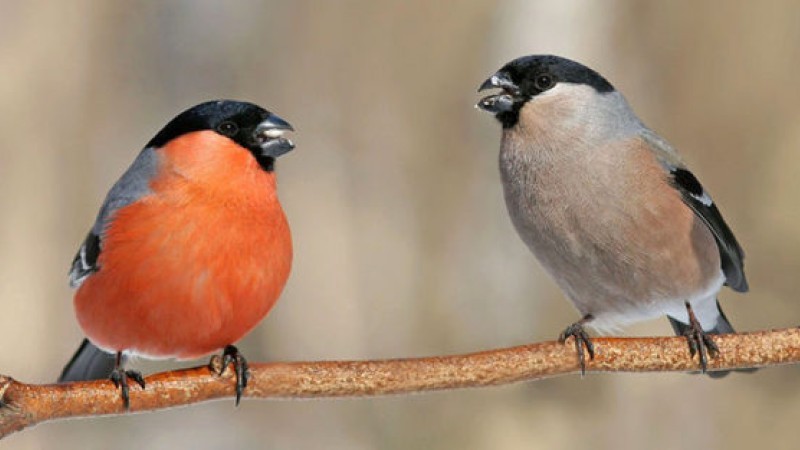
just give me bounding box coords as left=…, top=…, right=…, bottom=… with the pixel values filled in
left=682, top=302, right=719, bottom=373
left=558, top=315, right=595, bottom=376
left=213, top=345, right=250, bottom=406
left=110, top=368, right=145, bottom=410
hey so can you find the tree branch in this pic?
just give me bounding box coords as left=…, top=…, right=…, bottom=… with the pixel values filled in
left=1, top=327, right=797, bottom=438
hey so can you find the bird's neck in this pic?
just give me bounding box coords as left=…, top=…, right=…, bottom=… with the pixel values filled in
left=509, top=89, right=643, bottom=151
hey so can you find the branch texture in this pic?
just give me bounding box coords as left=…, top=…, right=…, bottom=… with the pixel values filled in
left=1, top=327, right=797, bottom=438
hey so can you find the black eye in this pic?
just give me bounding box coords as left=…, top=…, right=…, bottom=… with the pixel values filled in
left=217, top=121, right=238, bottom=136
left=534, top=74, right=555, bottom=91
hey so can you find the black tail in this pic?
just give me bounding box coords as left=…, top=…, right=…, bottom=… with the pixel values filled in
left=58, top=339, right=122, bottom=382
left=668, top=300, right=757, bottom=378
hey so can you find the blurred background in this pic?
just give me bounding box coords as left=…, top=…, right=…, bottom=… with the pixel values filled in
left=1, top=1, right=798, bottom=449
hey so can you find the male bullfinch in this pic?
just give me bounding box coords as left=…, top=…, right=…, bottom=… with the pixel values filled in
left=477, top=55, right=755, bottom=377
left=59, top=100, right=295, bottom=407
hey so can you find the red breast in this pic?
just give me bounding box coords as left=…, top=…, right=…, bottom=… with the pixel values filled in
left=74, top=131, right=292, bottom=359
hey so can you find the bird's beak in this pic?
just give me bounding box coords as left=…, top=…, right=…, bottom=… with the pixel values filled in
left=256, top=114, right=295, bottom=158
left=476, top=71, right=517, bottom=113
left=478, top=72, right=518, bottom=93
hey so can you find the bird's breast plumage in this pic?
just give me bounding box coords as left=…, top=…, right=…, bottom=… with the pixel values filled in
left=499, top=129, right=722, bottom=328
left=74, top=132, right=292, bottom=359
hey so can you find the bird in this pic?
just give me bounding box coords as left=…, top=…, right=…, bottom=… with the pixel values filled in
left=58, top=100, right=295, bottom=407
left=476, top=55, right=754, bottom=377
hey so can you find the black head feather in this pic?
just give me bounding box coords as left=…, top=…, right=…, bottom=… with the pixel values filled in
left=147, top=100, right=290, bottom=171
left=478, top=55, right=614, bottom=128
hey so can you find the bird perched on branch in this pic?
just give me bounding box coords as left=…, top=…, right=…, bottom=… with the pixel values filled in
left=477, top=55, right=753, bottom=377
left=59, top=100, right=295, bottom=407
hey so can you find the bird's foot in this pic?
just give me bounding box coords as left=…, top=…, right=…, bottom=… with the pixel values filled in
left=109, top=367, right=145, bottom=410
left=558, top=314, right=595, bottom=376
left=682, top=302, right=719, bottom=373
left=211, top=344, right=250, bottom=406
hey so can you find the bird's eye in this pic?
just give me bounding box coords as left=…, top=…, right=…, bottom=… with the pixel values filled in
left=534, top=74, right=555, bottom=91
left=217, top=121, right=239, bottom=136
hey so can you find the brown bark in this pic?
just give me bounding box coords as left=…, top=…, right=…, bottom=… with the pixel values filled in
left=1, top=328, right=797, bottom=438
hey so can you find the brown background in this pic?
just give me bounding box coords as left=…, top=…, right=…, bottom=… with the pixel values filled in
left=1, top=1, right=798, bottom=449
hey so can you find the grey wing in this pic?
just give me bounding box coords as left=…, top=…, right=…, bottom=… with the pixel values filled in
left=667, top=166, right=748, bottom=292
left=643, top=130, right=748, bottom=292
left=68, top=147, right=159, bottom=288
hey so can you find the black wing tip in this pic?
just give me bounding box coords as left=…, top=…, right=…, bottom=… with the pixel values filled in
left=726, top=276, right=749, bottom=293
left=669, top=167, right=749, bottom=295
left=68, top=232, right=101, bottom=288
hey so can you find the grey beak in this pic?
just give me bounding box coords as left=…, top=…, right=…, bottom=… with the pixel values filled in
left=256, top=114, right=295, bottom=158
left=478, top=76, right=497, bottom=92
left=478, top=71, right=517, bottom=93
left=476, top=71, right=517, bottom=113
left=257, top=114, right=294, bottom=133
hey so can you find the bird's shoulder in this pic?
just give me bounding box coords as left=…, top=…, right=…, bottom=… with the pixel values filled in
left=68, top=147, right=159, bottom=288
